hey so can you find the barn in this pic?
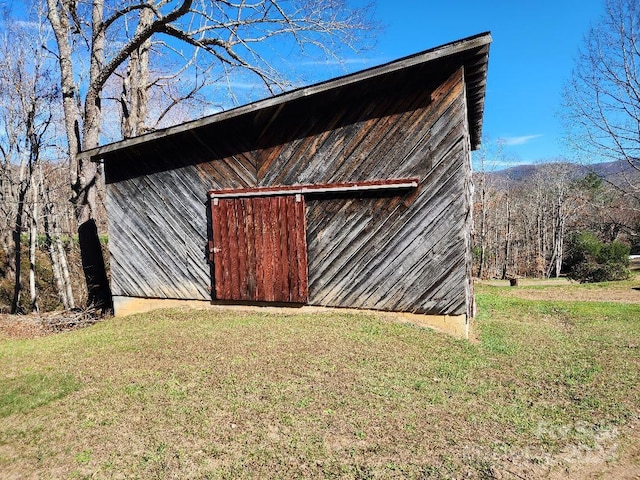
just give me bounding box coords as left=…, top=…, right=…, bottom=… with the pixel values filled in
left=83, top=32, right=491, bottom=337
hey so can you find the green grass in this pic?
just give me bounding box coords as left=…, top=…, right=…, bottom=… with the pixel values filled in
left=0, top=372, right=81, bottom=418
left=1, top=285, right=639, bottom=478
left=474, top=291, right=640, bottom=434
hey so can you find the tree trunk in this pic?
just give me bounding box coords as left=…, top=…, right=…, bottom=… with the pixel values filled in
left=546, top=196, right=566, bottom=278
left=0, top=172, right=15, bottom=273
left=47, top=0, right=113, bottom=313
left=42, top=169, right=75, bottom=310
left=493, top=206, right=500, bottom=278
left=55, top=217, right=75, bottom=310
left=122, top=8, right=152, bottom=138
left=78, top=219, right=110, bottom=310
left=554, top=206, right=565, bottom=278
left=477, top=183, right=487, bottom=279
left=10, top=159, right=29, bottom=314
left=501, top=194, right=511, bottom=280
left=536, top=206, right=544, bottom=277
left=29, top=178, right=39, bottom=313
left=43, top=201, right=68, bottom=309
left=10, top=202, right=25, bottom=314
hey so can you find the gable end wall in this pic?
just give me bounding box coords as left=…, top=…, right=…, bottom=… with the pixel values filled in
left=105, top=67, right=473, bottom=316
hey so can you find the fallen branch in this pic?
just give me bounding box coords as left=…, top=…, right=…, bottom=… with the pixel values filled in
left=37, top=307, right=104, bottom=333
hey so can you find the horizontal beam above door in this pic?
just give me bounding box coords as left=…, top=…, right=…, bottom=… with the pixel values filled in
left=209, top=178, right=419, bottom=200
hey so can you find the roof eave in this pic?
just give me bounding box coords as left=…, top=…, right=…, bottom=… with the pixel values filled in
left=83, top=31, right=491, bottom=160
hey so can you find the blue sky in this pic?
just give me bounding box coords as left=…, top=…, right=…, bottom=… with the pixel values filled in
left=1, top=0, right=605, bottom=167
left=360, top=0, right=606, bottom=167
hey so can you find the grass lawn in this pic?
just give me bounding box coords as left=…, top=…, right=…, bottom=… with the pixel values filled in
left=1, top=279, right=639, bottom=478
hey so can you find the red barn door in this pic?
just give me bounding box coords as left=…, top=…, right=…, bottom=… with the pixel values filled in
left=210, top=194, right=308, bottom=303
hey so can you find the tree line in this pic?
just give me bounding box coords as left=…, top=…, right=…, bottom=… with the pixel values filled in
left=477, top=0, right=640, bottom=282
left=473, top=157, right=639, bottom=281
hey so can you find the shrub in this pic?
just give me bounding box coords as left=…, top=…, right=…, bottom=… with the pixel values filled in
left=565, top=231, right=630, bottom=283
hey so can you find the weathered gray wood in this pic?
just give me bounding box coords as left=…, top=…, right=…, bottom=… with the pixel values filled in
left=96, top=35, right=488, bottom=319
left=107, top=152, right=257, bottom=300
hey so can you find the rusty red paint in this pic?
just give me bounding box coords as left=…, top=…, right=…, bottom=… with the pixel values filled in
left=211, top=194, right=309, bottom=303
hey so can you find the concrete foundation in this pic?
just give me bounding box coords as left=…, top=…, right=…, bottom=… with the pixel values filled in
left=112, top=296, right=471, bottom=339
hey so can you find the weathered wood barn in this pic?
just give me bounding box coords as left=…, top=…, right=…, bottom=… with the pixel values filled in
left=83, top=32, right=491, bottom=337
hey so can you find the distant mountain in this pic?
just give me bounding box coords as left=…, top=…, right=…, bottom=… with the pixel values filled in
left=486, top=159, right=638, bottom=185
left=589, top=159, right=637, bottom=177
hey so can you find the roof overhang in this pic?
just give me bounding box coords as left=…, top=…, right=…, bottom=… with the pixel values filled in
left=83, top=32, right=491, bottom=161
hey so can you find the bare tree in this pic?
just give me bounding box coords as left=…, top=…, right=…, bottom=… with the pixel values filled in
left=0, top=6, right=58, bottom=313
left=470, top=158, right=640, bottom=280
left=41, top=164, right=76, bottom=310
left=28, top=171, right=40, bottom=312
left=472, top=138, right=504, bottom=278
left=564, top=0, right=640, bottom=197
left=44, top=0, right=375, bottom=311
left=501, top=189, right=513, bottom=280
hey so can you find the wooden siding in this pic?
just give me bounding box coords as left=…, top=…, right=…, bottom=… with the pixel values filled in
left=106, top=136, right=258, bottom=300
left=102, top=62, right=477, bottom=316
left=255, top=68, right=471, bottom=315
left=211, top=195, right=308, bottom=303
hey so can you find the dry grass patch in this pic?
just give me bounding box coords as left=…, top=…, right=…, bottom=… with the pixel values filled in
left=1, top=290, right=639, bottom=478
left=478, top=275, right=640, bottom=303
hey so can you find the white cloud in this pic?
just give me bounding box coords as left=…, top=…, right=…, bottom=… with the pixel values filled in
left=13, top=20, right=40, bottom=29
left=471, top=157, right=526, bottom=171
left=223, top=81, right=267, bottom=90
left=501, top=134, right=543, bottom=146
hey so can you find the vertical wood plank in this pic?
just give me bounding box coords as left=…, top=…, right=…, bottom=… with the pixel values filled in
left=228, top=199, right=241, bottom=300
left=211, top=194, right=309, bottom=304
left=262, top=197, right=276, bottom=302
left=213, top=199, right=226, bottom=299
left=245, top=198, right=257, bottom=299
left=294, top=196, right=309, bottom=303
left=211, top=200, right=223, bottom=300
left=253, top=197, right=264, bottom=300
left=277, top=196, right=290, bottom=300
left=286, top=196, right=300, bottom=302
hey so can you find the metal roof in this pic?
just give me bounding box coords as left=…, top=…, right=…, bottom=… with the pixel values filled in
left=84, top=32, right=491, bottom=160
